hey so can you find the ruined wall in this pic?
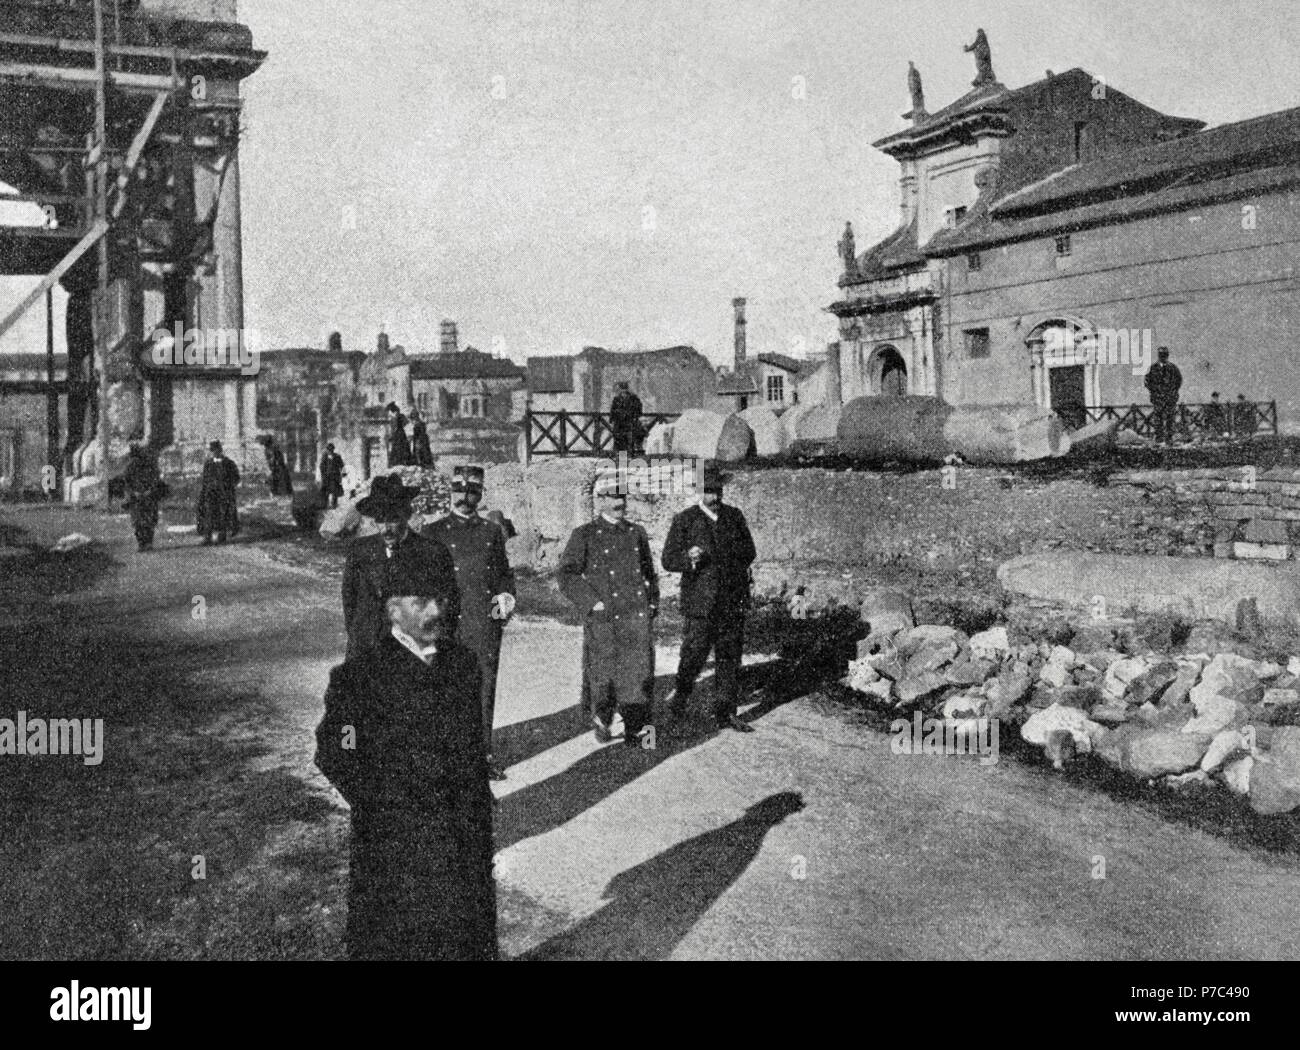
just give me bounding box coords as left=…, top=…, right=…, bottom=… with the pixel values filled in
left=1117, top=466, right=1300, bottom=561
left=484, top=461, right=1177, bottom=607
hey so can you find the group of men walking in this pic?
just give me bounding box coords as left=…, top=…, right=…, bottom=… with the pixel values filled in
left=313, top=460, right=757, bottom=960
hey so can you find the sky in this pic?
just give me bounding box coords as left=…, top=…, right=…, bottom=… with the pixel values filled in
left=3, top=0, right=1298, bottom=366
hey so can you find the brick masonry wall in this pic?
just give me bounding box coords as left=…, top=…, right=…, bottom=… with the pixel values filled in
left=1115, top=467, right=1300, bottom=561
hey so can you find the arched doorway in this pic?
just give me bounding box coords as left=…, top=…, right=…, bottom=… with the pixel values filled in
left=1025, top=317, right=1098, bottom=431
left=868, top=345, right=908, bottom=397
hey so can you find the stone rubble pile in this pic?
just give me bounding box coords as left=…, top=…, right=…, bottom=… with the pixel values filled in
left=842, top=603, right=1300, bottom=815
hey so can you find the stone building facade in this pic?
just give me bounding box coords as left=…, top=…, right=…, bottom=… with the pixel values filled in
left=824, top=46, right=1300, bottom=430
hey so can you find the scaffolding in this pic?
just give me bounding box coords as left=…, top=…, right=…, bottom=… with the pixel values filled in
left=0, top=0, right=263, bottom=500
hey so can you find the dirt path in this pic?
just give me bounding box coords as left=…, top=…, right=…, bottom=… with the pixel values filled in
left=2, top=503, right=1299, bottom=960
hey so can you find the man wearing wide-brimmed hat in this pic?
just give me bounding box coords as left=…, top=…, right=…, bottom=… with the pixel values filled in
left=662, top=463, right=757, bottom=732
left=342, top=474, right=459, bottom=659
left=196, top=439, right=240, bottom=545
left=427, top=465, right=516, bottom=780
left=315, top=555, right=497, bottom=960
left=558, top=471, right=659, bottom=747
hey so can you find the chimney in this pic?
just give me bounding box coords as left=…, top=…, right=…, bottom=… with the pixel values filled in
left=377, top=330, right=389, bottom=354
left=440, top=320, right=459, bottom=354
left=327, top=331, right=342, bottom=353
left=732, top=297, right=747, bottom=370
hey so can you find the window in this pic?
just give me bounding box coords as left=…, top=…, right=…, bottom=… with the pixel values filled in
left=967, top=252, right=982, bottom=272
left=964, top=328, right=991, bottom=359
left=460, top=395, right=484, bottom=418
left=1073, top=122, right=1087, bottom=163
left=944, top=205, right=968, bottom=229
left=417, top=392, right=428, bottom=413
left=1055, top=234, right=1072, bottom=256
left=766, top=374, right=785, bottom=402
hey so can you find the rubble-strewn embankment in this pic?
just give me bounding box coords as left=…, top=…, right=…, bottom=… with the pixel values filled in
left=842, top=601, right=1300, bottom=816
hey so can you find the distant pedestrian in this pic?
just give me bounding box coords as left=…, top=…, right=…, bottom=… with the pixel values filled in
left=342, top=474, right=459, bottom=659
left=386, top=402, right=413, bottom=467
left=1144, top=346, right=1182, bottom=445
left=1232, top=394, right=1259, bottom=438
left=662, top=464, right=756, bottom=732
left=1203, top=391, right=1226, bottom=438
left=119, top=443, right=165, bottom=552
left=426, top=465, right=516, bottom=780
left=319, top=443, right=346, bottom=508
left=196, top=440, right=240, bottom=545
left=258, top=435, right=294, bottom=495
left=558, top=474, right=658, bottom=748
left=314, top=558, right=497, bottom=960
left=411, top=410, right=434, bottom=467
left=609, top=381, right=643, bottom=456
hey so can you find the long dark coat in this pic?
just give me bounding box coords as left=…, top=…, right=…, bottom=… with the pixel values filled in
left=341, top=532, right=460, bottom=659
left=411, top=421, right=434, bottom=467
left=557, top=516, right=658, bottom=729
left=1144, top=361, right=1182, bottom=406
left=314, top=635, right=497, bottom=961
left=388, top=415, right=413, bottom=467
left=319, top=452, right=345, bottom=499
left=195, top=455, right=240, bottom=536
left=662, top=503, right=756, bottom=619
left=265, top=445, right=294, bottom=495
left=121, top=451, right=162, bottom=544
left=609, top=389, right=643, bottom=453
left=425, top=512, right=516, bottom=748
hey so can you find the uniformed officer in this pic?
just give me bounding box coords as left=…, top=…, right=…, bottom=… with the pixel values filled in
left=557, top=473, right=659, bottom=747
left=427, top=465, right=516, bottom=780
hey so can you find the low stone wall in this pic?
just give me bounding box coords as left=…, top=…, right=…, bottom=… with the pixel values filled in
left=1116, top=466, right=1300, bottom=561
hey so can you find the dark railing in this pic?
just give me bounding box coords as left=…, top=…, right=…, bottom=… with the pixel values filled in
left=524, top=410, right=679, bottom=460
left=1082, top=401, right=1278, bottom=440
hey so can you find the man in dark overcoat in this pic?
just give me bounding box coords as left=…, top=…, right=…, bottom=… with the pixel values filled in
left=1144, top=346, right=1183, bottom=445
left=120, top=443, right=164, bottom=552
left=426, top=465, right=516, bottom=780
left=386, top=402, right=413, bottom=467
left=196, top=439, right=240, bottom=545
left=319, top=443, right=346, bottom=508
left=314, top=561, right=497, bottom=961
left=558, top=475, right=659, bottom=747
left=410, top=411, right=434, bottom=467
left=609, top=381, right=643, bottom=455
left=342, top=474, right=459, bottom=659
left=662, top=465, right=757, bottom=732
left=258, top=435, right=294, bottom=495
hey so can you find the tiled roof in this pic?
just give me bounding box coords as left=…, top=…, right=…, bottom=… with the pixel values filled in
left=754, top=353, right=802, bottom=373
left=990, top=105, right=1300, bottom=218
left=403, top=350, right=524, bottom=381
left=927, top=161, right=1300, bottom=255
left=849, top=218, right=926, bottom=280
left=715, top=369, right=759, bottom=395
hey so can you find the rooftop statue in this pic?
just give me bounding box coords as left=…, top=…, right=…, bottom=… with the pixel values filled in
left=838, top=221, right=857, bottom=277
left=964, top=28, right=996, bottom=86
left=906, top=61, right=927, bottom=119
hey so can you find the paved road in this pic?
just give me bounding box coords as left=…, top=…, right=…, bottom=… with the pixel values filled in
left=3, top=504, right=1300, bottom=960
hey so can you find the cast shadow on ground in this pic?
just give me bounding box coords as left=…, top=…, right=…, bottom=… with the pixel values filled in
left=494, top=651, right=829, bottom=854
left=516, top=791, right=805, bottom=960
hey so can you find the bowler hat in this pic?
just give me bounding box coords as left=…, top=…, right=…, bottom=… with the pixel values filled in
left=208, top=440, right=223, bottom=453
left=356, top=474, right=421, bottom=519
left=702, top=463, right=731, bottom=492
